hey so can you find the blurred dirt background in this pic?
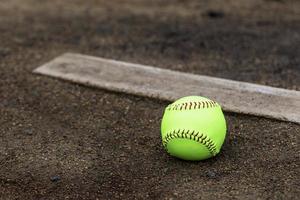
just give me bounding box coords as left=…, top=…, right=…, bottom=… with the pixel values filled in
left=0, top=0, right=299, bottom=199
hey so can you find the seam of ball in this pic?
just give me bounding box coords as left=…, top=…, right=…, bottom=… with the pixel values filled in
left=166, top=100, right=219, bottom=111
left=162, top=129, right=218, bottom=156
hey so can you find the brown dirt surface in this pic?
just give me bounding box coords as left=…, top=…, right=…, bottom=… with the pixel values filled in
left=0, top=0, right=299, bottom=199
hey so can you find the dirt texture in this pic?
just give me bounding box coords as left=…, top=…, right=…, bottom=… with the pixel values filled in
left=0, top=0, right=299, bottom=199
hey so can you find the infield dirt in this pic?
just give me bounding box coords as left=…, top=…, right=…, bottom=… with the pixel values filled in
left=0, top=0, right=299, bottom=199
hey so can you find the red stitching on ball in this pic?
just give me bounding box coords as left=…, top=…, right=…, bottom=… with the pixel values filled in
left=166, top=101, right=219, bottom=111
left=162, top=129, right=217, bottom=156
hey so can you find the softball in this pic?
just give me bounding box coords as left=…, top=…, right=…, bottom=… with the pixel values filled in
left=161, top=96, right=227, bottom=161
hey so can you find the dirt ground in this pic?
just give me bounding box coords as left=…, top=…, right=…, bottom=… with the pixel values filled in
left=0, top=0, right=299, bottom=199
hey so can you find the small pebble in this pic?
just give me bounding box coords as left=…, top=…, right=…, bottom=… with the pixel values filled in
left=205, top=10, right=225, bottom=18
left=206, top=171, right=217, bottom=179
left=50, top=176, right=61, bottom=182
left=24, top=128, right=34, bottom=135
